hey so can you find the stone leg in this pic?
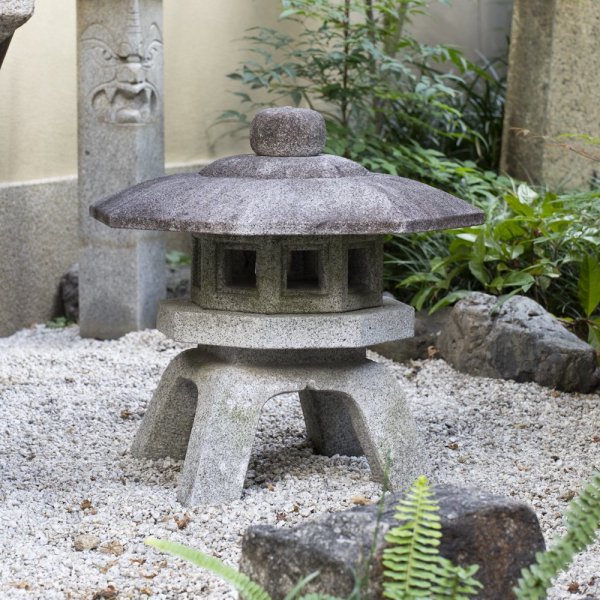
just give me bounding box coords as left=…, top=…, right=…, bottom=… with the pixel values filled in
left=299, top=390, right=363, bottom=457
left=319, top=360, right=425, bottom=491
left=131, top=348, right=204, bottom=460
left=177, top=365, right=283, bottom=506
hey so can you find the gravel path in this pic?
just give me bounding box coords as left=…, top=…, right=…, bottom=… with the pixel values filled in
left=0, top=325, right=598, bottom=599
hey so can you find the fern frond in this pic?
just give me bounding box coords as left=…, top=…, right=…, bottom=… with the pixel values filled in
left=431, top=558, right=483, bottom=599
left=382, top=475, right=444, bottom=599
left=146, top=537, right=271, bottom=600
left=514, top=471, right=600, bottom=600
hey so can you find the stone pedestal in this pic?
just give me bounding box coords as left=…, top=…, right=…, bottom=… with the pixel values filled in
left=132, top=297, right=423, bottom=506
left=77, top=0, right=165, bottom=339
left=501, top=0, right=600, bottom=188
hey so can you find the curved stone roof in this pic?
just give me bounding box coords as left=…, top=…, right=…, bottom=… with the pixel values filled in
left=91, top=107, right=485, bottom=236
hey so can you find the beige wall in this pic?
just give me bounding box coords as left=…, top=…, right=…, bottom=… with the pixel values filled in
left=410, top=0, right=512, bottom=63
left=0, top=0, right=283, bottom=183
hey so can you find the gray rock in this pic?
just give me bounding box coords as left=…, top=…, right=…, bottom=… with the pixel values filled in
left=438, top=292, right=600, bottom=392
left=240, top=485, right=545, bottom=600
left=0, top=0, right=35, bottom=44
left=250, top=107, right=326, bottom=157
left=59, top=263, right=79, bottom=322
left=371, top=307, right=450, bottom=362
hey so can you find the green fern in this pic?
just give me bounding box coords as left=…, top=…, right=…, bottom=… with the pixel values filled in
left=514, top=470, right=600, bottom=600
left=146, top=538, right=272, bottom=600
left=430, top=560, right=483, bottom=599
left=382, top=475, right=481, bottom=600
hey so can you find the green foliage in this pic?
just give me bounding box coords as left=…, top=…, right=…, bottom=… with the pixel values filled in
left=382, top=475, right=482, bottom=599
left=383, top=158, right=600, bottom=349
left=514, top=471, right=600, bottom=600
left=165, top=250, right=191, bottom=267
left=45, top=316, right=74, bottom=329
left=220, top=0, right=504, bottom=169
left=146, top=538, right=273, bottom=600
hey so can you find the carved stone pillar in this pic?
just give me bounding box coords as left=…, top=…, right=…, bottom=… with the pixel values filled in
left=501, top=0, right=600, bottom=189
left=77, top=0, right=165, bottom=339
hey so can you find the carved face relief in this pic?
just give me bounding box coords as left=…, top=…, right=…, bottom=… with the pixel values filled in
left=81, top=4, right=162, bottom=125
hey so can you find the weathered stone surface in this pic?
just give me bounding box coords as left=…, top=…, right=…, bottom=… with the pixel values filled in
left=200, top=153, right=368, bottom=179
left=191, top=234, right=383, bottom=315
left=501, top=0, right=600, bottom=188
left=0, top=177, right=79, bottom=336
left=91, top=172, right=484, bottom=236
left=250, top=107, right=326, bottom=157
left=157, top=296, right=414, bottom=350
left=438, top=293, right=600, bottom=392
left=78, top=0, right=165, bottom=339
left=240, top=485, right=545, bottom=600
left=132, top=346, right=423, bottom=505
left=0, top=0, right=35, bottom=44
left=371, top=307, right=451, bottom=362
left=91, top=103, right=484, bottom=236
left=60, top=263, right=80, bottom=321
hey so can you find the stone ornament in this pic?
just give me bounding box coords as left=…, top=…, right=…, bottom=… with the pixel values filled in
left=80, top=0, right=162, bottom=125
left=77, top=0, right=165, bottom=341
left=250, top=106, right=327, bottom=156
left=92, top=107, right=484, bottom=506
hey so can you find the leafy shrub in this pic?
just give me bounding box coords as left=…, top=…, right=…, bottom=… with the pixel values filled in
left=383, top=161, right=600, bottom=348
left=220, top=0, right=505, bottom=169
left=217, top=0, right=599, bottom=348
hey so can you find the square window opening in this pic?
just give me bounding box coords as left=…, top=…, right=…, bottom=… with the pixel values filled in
left=223, top=249, right=257, bottom=289
left=348, top=248, right=371, bottom=293
left=286, top=250, right=322, bottom=290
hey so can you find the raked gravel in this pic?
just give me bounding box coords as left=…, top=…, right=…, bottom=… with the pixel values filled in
left=0, top=325, right=598, bottom=600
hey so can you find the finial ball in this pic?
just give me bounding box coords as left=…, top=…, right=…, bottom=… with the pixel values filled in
left=250, top=107, right=326, bottom=157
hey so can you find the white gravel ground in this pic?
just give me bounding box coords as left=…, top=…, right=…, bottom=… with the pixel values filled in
left=0, top=324, right=598, bottom=600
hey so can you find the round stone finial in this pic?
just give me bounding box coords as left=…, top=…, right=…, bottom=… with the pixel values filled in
left=250, top=107, right=326, bottom=157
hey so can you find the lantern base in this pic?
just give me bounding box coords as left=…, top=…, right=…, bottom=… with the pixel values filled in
left=156, top=297, right=414, bottom=350
left=131, top=346, right=425, bottom=506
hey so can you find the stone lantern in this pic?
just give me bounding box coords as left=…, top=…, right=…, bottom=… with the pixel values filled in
left=92, top=107, right=484, bottom=506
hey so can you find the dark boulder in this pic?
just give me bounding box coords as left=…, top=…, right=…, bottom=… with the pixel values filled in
left=240, top=485, right=545, bottom=600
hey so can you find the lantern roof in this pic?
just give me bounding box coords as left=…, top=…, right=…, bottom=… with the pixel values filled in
left=91, top=107, right=484, bottom=236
